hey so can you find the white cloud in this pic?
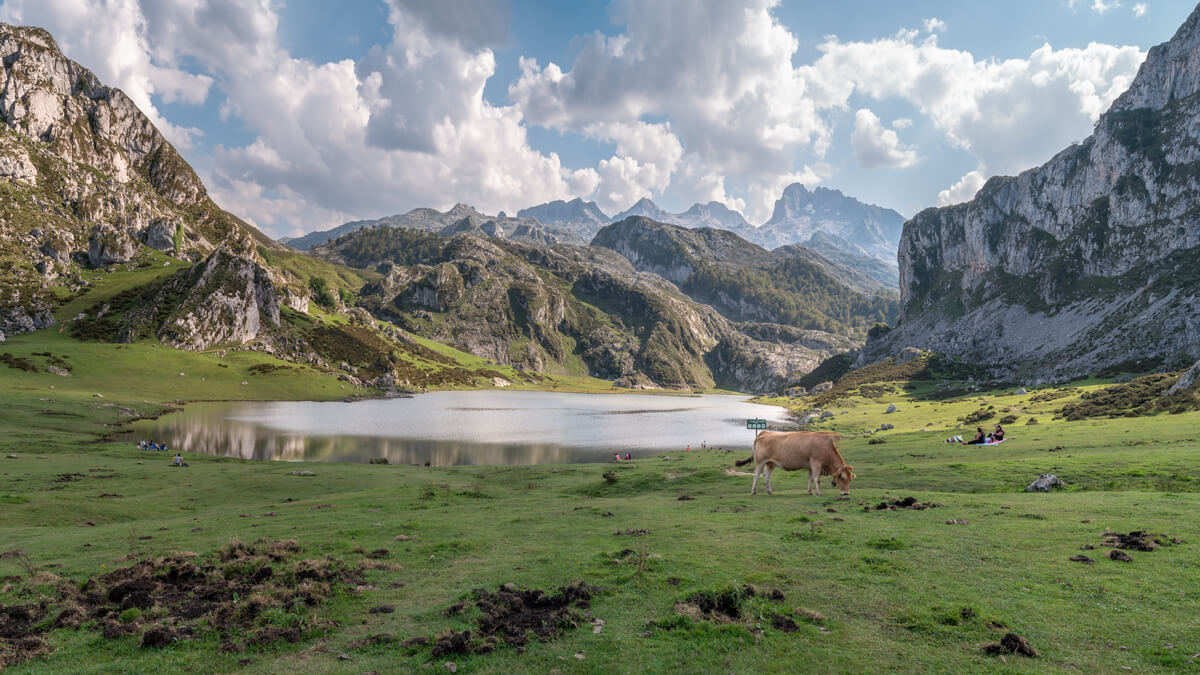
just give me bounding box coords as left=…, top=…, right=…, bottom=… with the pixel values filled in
left=923, top=18, right=947, bottom=33
left=891, top=117, right=913, bottom=129
left=851, top=109, right=918, bottom=168
left=1092, top=0, right=1121, bottom=13
left=510, top=0, right=828, bottom=223
left=583, top=121, right=683, bottom=213
left=803, top=32, right=1145, bottom=177
left=937, top=166, right=987, bottom=206
left=1132, top=3, right=1148, bottom=18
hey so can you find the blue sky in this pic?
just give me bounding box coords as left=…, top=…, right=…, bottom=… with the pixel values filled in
left=0, top=0, right=1194, bottom=236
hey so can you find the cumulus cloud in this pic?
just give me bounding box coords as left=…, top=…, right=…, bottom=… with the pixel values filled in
left=803, top=31, right=1144, bottom=177
left=923, top=18, right=946, bottom=33
left=584, top=121, right=683, bottom=213
left=1133, top=3, right=1148, bottom=18
left=851, top=109, right=918, bottom=168
left=891, top=117, right=913, bottom=129
left=1092, top=0, right=1121, bottom=13
left=509, top=0, right=828, bottom=223
left=937, top=166, right=988, bottom=206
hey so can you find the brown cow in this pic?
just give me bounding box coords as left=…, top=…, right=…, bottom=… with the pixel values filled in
left=734, top=431, right=855, bottom=496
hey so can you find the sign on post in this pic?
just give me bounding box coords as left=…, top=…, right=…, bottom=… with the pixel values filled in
left=746, top=418, right=767, bottom=430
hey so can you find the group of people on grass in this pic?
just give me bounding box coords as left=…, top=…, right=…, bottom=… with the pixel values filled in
left=135, top=440, right=188, bottom=466
left=612, top=453, right=633, bottom=461
left=946, top=424, right=1005, bottom=445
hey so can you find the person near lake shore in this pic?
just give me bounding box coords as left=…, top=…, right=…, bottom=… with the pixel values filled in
left=172, top=454, right=185, bottom=467
left=966, top=427, right=987, bottom=445
left=624, top=453, right=631, bottom=460
left=988, top=424, right=1005, bottom=442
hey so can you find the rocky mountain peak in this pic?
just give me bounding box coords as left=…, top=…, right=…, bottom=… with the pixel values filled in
left=1110, top=4, right=1200, bottom=112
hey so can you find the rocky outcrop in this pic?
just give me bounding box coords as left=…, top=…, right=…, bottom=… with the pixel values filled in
left=88, top=224, right=138, bottom=266
left=124, top=240, right=279, bottom=350
left=874, top=6, right=1200, bottom=380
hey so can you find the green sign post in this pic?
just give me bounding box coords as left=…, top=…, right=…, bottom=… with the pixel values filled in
left=746, top=418, right=767, bottom=430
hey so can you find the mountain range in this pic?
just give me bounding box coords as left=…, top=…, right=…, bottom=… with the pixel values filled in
left=285, top=189, right=904, bottom=274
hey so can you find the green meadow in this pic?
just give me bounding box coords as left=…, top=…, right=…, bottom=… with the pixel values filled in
left=2, top=331, right=1199, bottom=673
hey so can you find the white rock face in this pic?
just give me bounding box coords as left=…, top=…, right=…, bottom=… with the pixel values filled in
left=88, top=224, right=138, bottom=266
left=881, top=6, right=1200, bottom=379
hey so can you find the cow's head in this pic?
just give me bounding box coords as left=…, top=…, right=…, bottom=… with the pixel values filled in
left=831, top=464, right=855, bottom=495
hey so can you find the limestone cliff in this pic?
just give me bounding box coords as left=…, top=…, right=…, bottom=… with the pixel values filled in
left=0, top=22, right=279, bottom=339
left=876, top=6, right=1200, bottom=381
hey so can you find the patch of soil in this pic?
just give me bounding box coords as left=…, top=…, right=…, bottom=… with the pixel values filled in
left=426, top=581, right=601, bottom=657
left=52, top=473, right=85, bottom=483
left=868, top=496, right=938, bottom=511
left=683, top=585, right=755, bottom=621
left=771, top=613, right=799, bottom=632
left=1109, top=550, right=1133, bottom=562
left=348, top=633, right=396, bottom=650
left=1101, top=530, right=1178, bottom=552
left=1069, top=555, right=1094, bottom=564
left=677, top=495, right=695, bottom=501
left=0, top=603, right=51, bottom=670
left=614, top=529, right=650, bottom=536
left=982, top=632, right=1039, bottom=658
left=2, top=538, right=373, bottom=663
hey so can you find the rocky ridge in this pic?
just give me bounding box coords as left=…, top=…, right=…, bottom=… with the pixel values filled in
left=871, top=6, right=1200, bottom=380
left=315, top=227, right=855, bottom=393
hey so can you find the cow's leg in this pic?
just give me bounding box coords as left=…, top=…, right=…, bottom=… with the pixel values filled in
left=765, top=464, right=774, bottom=495
left=810, top=460, right=823, bottom=496
left=806, top=469, right=815, bottom=495
left=750, top=463, right=760, bottom=495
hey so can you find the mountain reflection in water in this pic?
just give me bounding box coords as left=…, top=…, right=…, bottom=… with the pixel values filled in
left=119, top=391, right=791, bottom=465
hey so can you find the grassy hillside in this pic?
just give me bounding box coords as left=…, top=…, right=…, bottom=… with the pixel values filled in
left=2, top=351, right=1199, bottom=672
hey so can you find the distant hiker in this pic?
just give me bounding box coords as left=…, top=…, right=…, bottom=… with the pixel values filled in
left=612, top=453, right=621, bottom=462
left=701, top=440, right=707, bottom=450
left=966, top=427, right=987, bottom=445
left=686, top=445, right=691, bottom=452
left=624, top=453, right=631, bottom=460
left=172, top=454, right=183, bottom=466
left=989, top=425, right=1005, bottom=442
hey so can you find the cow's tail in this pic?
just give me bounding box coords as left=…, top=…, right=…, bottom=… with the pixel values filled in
left=734, top=433, right=761, bottom=467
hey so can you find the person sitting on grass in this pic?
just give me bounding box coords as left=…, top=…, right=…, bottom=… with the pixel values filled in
left=172, top=454, right=188, bottom=467
left=966, top=427, right=987, bottom=445
left=988, top=424, right=1005, bottom=442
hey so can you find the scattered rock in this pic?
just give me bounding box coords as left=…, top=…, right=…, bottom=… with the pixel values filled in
left=886, top=403, right=897, bottom=413
left=46, top=366, right=69, bottom=377
left=290, top=471, right=316, bottom=476
left=394, top=535, right=413, bottom=541
left=368, top=605, right=394, bottom=614
left=1015, top=387, right=1028, bottom=395
left=946, top=519, right=969, bottom=525
left=1025, top=474, right=1063, bottom=492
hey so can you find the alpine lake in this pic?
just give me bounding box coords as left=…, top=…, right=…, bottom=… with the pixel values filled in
left=120, top=390, right=791, bottom=465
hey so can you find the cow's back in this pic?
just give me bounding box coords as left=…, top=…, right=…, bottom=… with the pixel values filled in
left=757, top=431, right=836, bottom=471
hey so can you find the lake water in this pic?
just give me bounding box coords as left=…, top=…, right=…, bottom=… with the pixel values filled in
left=120, top=391, right=791, bottom=465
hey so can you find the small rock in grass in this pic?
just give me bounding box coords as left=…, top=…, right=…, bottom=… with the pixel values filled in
left=394, top=534, right=412, bottom=541
left=291, top=470, right=316, bottom=476
left=444, top=663, right=457, bottom=672
left=946, top=519, right=968, bottom=525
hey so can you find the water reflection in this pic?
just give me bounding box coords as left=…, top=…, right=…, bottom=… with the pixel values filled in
left=120, top=391, right=791, bottom=465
